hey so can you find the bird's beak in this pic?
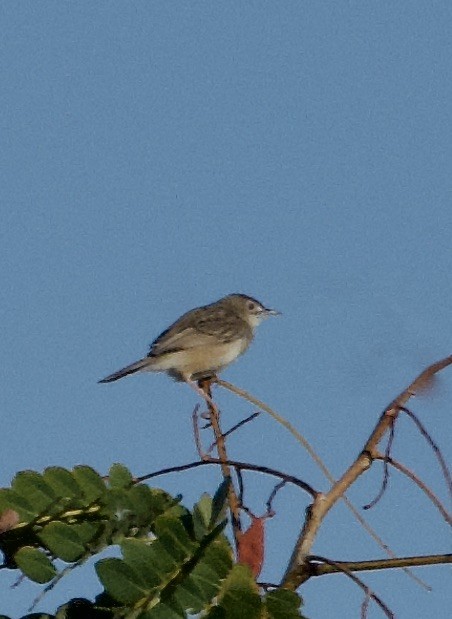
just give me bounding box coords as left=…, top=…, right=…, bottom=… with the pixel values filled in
left=264, top=308, right=281, bottom=316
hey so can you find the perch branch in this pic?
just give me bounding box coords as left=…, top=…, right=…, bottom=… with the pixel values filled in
left=198, top=379, right=242, bottom=545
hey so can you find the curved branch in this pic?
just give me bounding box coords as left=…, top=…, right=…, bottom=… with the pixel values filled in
left=363, top=420, right=396, bottom=510
left=377, top=454, right=452, bottom=526
left=136, top=458, right=318, bottom=498
left=399, top=406, right=452, bottom=502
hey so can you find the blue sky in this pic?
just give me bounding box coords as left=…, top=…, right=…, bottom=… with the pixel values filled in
left=1, top=2, right=451, bottom=617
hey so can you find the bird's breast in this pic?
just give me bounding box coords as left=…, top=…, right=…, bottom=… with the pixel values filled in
left=150, top=336, right=251, bottom=380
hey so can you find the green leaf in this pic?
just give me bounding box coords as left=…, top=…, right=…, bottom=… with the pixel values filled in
left=127, top=484, right=156, bottom=527
left=96, top=557, right=149, bottom=604
left=154, top=516, right=194, bottom=562
left=210, top=479, right=230, bottom=528
left=12, top=471, right=56, bottom=513
left=39, top=521, right=86, bottom=562
left=172, top=577, right=205, bottom=612
left=192, top=493, right=212, bottom=540
left=69, top=521, right=102, bottom=546
left=72, top=466, right=106, bottom=501
left=141, top=538, right=178, bottom=574
left=148, top=487, right=181, bottom=520
left=127, top=484, right=177, bottom=528
left=121, top=538, right=161, bottom=588
left=43, top=466, right=81, bottom=498
left=0, top=488, right=36, bottom=521
left=187, top=538, right=232, bottom=602
left=109, top=463, right=133, bottom=489
left=215, top=564, right=261, bottom=619
left=14, top=546, right=57, bottom=583
left=104, top=487, right=134, bottom=517
left=172, top=528, right=232, bottom=614
left=121, top=535, right=179, bottom=582
left=265, top=589, right=305, bottom=618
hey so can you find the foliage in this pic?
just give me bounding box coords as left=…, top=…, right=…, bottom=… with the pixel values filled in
left=0, top=465, right=304, bottom=619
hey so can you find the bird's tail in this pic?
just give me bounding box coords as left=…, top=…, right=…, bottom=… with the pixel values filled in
left=98, top=358, right=151, bottom=383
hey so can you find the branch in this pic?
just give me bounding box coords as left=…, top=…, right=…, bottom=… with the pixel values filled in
left=192, top=404, right=207, bottom=459
left=217, top=376, right=431, bottom=588
left=282, top=355, right=452, bottom=589
left=198, top=379, right=242, bottom=545
left=216, top=378, right=333, bottom=478
left=363, top=419, right=396, bottom=510
left=136, top=458, right=318, bottom=498
left=307, top=555, right=394, bottom=618
left=207, top=412, right=260, bottom=454
left=399, top=406, right=452, bottom=501
left=216, top=378, right=405, bottom=568
left=378, top=454, right=452, bottom=526
left=308, top=553, right=452, bottom=576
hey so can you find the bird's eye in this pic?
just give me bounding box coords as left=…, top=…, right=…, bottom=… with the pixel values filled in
left=247, top=301, right=256, bottom=311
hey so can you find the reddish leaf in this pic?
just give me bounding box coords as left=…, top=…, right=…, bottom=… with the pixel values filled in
left=237, top=515, right=265, bottom=578
left=0, top=509, right=20, bottom=534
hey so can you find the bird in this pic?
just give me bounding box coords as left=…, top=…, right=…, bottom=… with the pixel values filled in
left=98, top=294, right=279, bottom=394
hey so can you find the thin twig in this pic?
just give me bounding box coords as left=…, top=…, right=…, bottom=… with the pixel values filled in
left=29, top=556, right=87, bottom=611
left=308, top=553, right=452, bottom=576
left=216, top=378, right=334, bottom=481
left=136, top=459, right=318, bottom=498
left=307, top=555, right=394, bottom=618
left=376, top=453, right=452, bottom=526
left=258, top=581, right=280, bottom=591
left=192, top=404, right=207, bottom=460
left=361, top=592, right=370, bottom=619
left=207, top=412, right=260, bottom=454
left=363, top=419, right=396, bottom=510
left=235, top=467, right=245, bottom=507
left=399, top=406, right=452, bottom=502
left=266, top=480, right=286, bottom=515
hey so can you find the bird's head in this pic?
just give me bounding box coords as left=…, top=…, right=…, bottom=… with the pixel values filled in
left=225, top=293, right=280, bottom=328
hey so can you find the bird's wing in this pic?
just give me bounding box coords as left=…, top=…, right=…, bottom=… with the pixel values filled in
left=148, top=308, right=250, bottom=357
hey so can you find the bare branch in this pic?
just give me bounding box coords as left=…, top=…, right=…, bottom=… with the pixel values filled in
left=399, top=406, right=452, bottom=502
left=207, top=411, right=260, bottom=454
left=363, top=419, right=396, bottom=510
left=282, top=355, right=452, bottom=589
left=235, top=466, right=245, bottom=507
left=136, top=458, right=318, bottom=498
left=378, top=453, right=452, bottom=526
left=266, top=480, right=287, bottom=515
left=308, top=553, right=452, bottom=576
left=307, top=555, right=394, bottom=618
left=192, top=404, right=207, bottom=460
left=198, top=379, right=242, bottom=541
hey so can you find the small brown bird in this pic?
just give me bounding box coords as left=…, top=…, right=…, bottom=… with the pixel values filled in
left=99, top=293, right=279, bottom=390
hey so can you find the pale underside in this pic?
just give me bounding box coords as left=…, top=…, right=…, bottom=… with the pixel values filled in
left=146, top=337, right=250, bottom=381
